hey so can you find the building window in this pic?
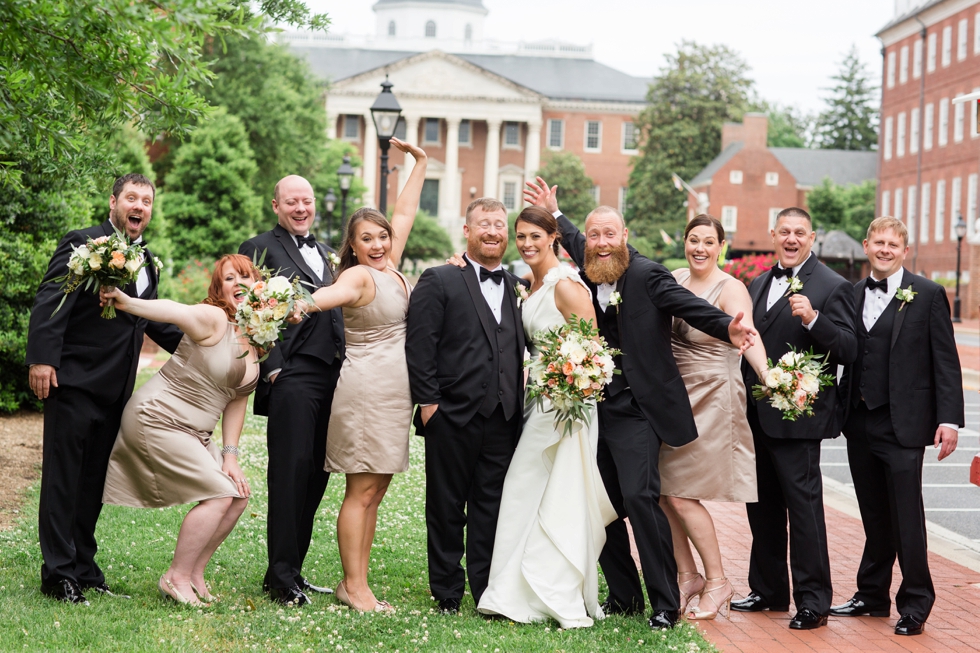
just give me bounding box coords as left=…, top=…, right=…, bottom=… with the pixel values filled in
left=975, top=13, right=980, bottom=55
left=899, top=45, right=909, bottom=84
left=721, top=206, right=738, bottom=231
left=547, top=119, right=564, bottom=149
left=951, top=177, right=962, bottom=239
left=502, top=181, right=517, bottom=211
left=907, top=185, right=917, bottom=243
left=935, top=179, right=946, bottom=242
left=729, top=170, right=743, bottom=184
left=927, top=32, right=937, bottom=72
left=884, top=116, right=893, bottom=159
left=972, top=88, right=980, bottom=139
left=765, top=172, right=779, bottom=186
left=939, top=98, right=949, bottom=146
left=897, top=112, right=906, bottom=157
left=954, top=100, right=965, bottom=142
left=910, top=107, right=920, bottom=154
left=343, top=114, right=360, bottom=140
left=969, top=174, right=979, bottom=240
left=924, top=103, right=934, bottom=150
left=464, top=23, right=472, bottom=41
left=458, top=119, right=471, bottom=145
left=618, top=187, right=630, bottom=214
left=584, top=120, right=602, bottom=152
left=589, top=185, right=600, bottom=205
left=423, top=118, right=440, bottom=145
left=882, top=190, right=891, bottom=217
left=394, top=118, right=407, bottom=140
left=503, top=121, right=520, bottom=148
left=621, top=122, right=638, bottom=153
left=958, top=19, right=968, bottom=61
left=913, top=38, right=922, bottom=78
left=919, top=182, right=930, bottom=243
left=388, top=20, right=396, bottom=37
left=895, top=187, right=903, bottom=222
left=425, top=20, right=436, bottom=38
left=887, top=51, right=896, bottom=88
left=768, top=208, right=782, bottom=231
left=942, top=25, right=952, bottom=67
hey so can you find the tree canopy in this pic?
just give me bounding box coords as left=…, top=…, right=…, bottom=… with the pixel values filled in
left=807, top=178, right=877, bottom=242
left=814, top=46, right=879, bottom=151
left=535, top=151, right=596, bottom=227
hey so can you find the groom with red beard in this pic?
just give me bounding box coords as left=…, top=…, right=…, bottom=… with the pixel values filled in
left=525, top=178, right=756, bottom=629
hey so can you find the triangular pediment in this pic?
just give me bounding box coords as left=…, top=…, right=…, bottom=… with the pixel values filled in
left=331, top=50, right=542, bottom=103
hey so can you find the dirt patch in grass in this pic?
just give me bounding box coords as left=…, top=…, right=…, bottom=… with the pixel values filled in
left=0, top=411, right=43, bottom=530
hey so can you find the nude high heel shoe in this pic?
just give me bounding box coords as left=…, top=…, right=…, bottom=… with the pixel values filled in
left=687, top=577, right=734, bottom=621
left=677, top=571, right=705, bottom=613
left=158, top=576, right=192, bottom=605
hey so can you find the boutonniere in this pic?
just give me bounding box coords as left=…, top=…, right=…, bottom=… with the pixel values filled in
left=896, top=285, right=916, bottom=311
left=153, top=256, right=164, bottom=272
left=515, top=282, right=529, bottom=308
left=326, top=252, right=341, bottom=268
left=784, top=276, right=803, bottom=297
left=608, top=291, right=622, bottom=313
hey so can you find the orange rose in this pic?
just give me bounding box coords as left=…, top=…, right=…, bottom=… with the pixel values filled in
left=110, top=251, right=126, bottom=269
left=562, top=361, right=575, bottom=375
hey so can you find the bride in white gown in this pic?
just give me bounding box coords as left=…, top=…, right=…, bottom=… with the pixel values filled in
left=476, top=206, right=617, bottom=628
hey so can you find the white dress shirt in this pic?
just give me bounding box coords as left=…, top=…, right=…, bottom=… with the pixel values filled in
left=466, top=254, right=505, bottom=323
left=862, top=268, right=904, bottom=331
left=766, top=253, right=817, bottom=330
left=596, top=283, right=616, bottom=311
left=296, top=234, right=325, bottom=280
left=135, top=237, right=149, bottom=296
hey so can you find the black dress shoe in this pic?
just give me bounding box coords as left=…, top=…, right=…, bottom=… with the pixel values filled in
left=789, top=608, right=828, bottom=630
left=41, top=579, right=90, bottom=605
left=268, top=585, right=311, bottom=606
left=731, top=592, right=790, bottom=613
left=300, top=578, right=334, bottom=595
left=601, top=600, right=643, bottom=616
left=894, top=614, right=925, bottom=636
left=83, top=582, right=132, bottom=599
left=648, top=609, right=680, bottom=630
left=829, top=598, right=889, bottom=617
left=438, top=598, right=461, bottom=614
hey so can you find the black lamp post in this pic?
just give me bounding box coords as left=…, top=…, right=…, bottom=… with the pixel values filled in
left=953, top=215, right=967, bottom=323
left=323, top=188, right=337, bottom=246
left=337, top=155, right=354, bottom=235
left=369, top=76, right=402, bottom=215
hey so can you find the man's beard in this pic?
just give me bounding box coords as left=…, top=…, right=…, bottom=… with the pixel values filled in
left=584, top=242, right=630, bottom=285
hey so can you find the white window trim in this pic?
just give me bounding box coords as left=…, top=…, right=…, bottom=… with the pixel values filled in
left=884, top=116, right=894, bottom=159
left=730, top=170, right=743, bottom=185
left=499, top=174, right=523, bottom=212
left=618, top=187, right=629, bottom=214
left=590, top=185, right=601, bottom=205
left=942, top=25, right=952, bottom=67
left=975, top=13, right=980, bottom=55
left=939, top=98, right=949, bottom=146
left=951, top=177, right=962, bottom=240
left=768, top=208, right=782, bottom=231
left=954, top=101, right=965, bottom=143
left=721, top=206, right=738, bottom=232
left=547, top=119, right=564, bottom=150
left=910, top=107, right=920, bottom=154
left=882, top=189, right=891, bottom=217
left=458, top=119, right=472, bottom=148
left=620, top=122, right=638, bottom=154
left=899, top=45, right=909, bottom=84
left=895, top=187, right=904, bottom=222
left=935, top=179, right=946, bottom=243
left=897, top=111, right=906, bottom=157
left=972, top=88, right=980, bottom=139
left=913, top=38, right=922, bottom=79
left=342, top=115, right=361, bottom=142
left=584, top=120, right=602, bottom=153
left=765, top=172, right=779, bottom=186
left=968, top=174, right=979, bottom=240
left=928, top=32, right=937, bottom=72
left=920, top=182, right=930, bottom=244
left=958, top=18, right=968, bottom=61
left=887, top=51, right=897, bottom=88
left=907, top=185, right=917, bottom=244
left=924, top=103, right=934, bottom=150
left=502, top=121, right=522, bottom=150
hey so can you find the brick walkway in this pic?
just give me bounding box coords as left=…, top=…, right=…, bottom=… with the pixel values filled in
left=694, top=496, right=980, bottom=652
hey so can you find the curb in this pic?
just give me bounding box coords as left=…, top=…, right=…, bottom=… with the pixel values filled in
left=964, top=368, right=979, bottom=391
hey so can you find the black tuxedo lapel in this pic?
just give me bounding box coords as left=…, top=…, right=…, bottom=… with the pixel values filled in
left=891, top=268, right=914, bottom=351
left=855, top=278, right=868, bottom=327
left=751, top=270, right=770, bottom=327
left=461, top=265, right=494, bottom=346
left=504, top=271, right=526, bottom=352
left=314, top=243, right=335, bottom=285
left=139, top=248, right=158, bottom=299
left=614, top=273, right=626, bottom=338
left=274, top=225, right=319, bottom=283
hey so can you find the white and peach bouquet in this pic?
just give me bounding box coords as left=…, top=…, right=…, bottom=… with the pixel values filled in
left=752, top=347, right=834, bottom=421
left=235, top=271, right=311, bottom=361
left=525, top=315, right=621, bottom=436
left=50, top=228, right=148, bottom=319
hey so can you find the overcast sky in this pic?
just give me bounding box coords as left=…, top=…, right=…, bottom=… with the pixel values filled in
left=307, top=0, right=896, bottom=113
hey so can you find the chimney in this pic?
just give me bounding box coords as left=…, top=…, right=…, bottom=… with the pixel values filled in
left=742, top=113, right=768, bottom=149
left=721, top=122, right=744, bottom=151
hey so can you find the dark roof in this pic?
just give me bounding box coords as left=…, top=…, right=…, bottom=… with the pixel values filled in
left=818, top=230, right=865, bottom=261
left=374, top=0, right=485, bottom=6
left=287, top=46, right=651, bottom=103
left=876, top=0, right=942, bottom=35
left=691, top=142, right=742, bottom=186
left=769, top=148, right=878, bottom=187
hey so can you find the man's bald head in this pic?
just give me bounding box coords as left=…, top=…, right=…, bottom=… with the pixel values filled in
left=272, top=175, right=316, bottom=237
left=584, top=205, right=626, bottom=231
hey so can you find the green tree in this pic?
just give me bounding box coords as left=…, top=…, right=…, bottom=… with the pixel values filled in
left=535, top=151, right=596, bottom=226
left=163, top=110, right=263, bottom=269
left=310, top=140, right=369, bottom=246
left=807, top=178, right=877, bottom=241
left=627, top=41, right=755, bottom=259
left=814, top=46, right=879, bottom=151
left=763, top=103, right=814, bottom=148
left=400, top=212, right=454, bottom=273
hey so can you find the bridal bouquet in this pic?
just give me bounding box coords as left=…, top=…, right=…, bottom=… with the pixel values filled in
left=752, top=347, right=835, bottom=421
left=525, top=316, right=620, bottom=436
left=234, top=271, right=311, bottom=361
left=50, top=228, right=149, bottom=319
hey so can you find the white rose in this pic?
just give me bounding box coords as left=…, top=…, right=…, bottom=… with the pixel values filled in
left=249, top=311, right=262, bottom=326
left=763, top=367, right=783, bottom=389
left=778, top=351, right=796, bottom=367
left=779, top=370, right=794, bottom=387
left=88, top=254, right=102, bottom=271
left=68, top=255, right=85, bottom=274
left=559, top=340, right=587, bottom=364
left=800, top=373, right=820, bottom=394
left=575, top=374, right=592, bottom=390
left=124, top=257, right=142, bottom=273
left=265, top=276, right=292, bottom=296
left=772, top=395, right=792, bottom=411
left=75, top=245, right=90, bottom=259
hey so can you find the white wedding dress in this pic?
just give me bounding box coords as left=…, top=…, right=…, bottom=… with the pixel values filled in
left=477, top=265, right=617, bottom=628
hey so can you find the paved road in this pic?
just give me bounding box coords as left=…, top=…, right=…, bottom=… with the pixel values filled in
left=822, top=389, right=980, bottom=543
left=955, top=331, right=979, bottom=348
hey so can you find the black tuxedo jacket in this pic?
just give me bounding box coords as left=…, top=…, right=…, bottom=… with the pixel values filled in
left=26, top=220, right=183, bottom=403
left=239, top=225, right=345, bottom=415
left=743, top=255, right=858, bottom=440
left=557, top=214, right=733, bottom=448
left=405, top=263, right=528, bottom=436
left=843, top=269, right=963, bottom=447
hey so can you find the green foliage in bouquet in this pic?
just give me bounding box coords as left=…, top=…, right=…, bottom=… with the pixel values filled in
left=752, top=346, right=835, bottom=421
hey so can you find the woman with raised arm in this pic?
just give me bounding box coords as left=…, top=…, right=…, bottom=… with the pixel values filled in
left=292, top=137, right=427, bottom=612
left=99, top=254, right=261, bottom=606
left=659, top=215, right=768, bottom=621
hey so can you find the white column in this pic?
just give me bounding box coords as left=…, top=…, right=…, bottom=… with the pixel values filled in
left=398, top=115, right=421, bottom=195
left=483, top=119, right=501, bottom=199
left=524, top=121, right=542, bottom=184
left=441, top=117, right=461, bottom=223
left=362, top=114, right=377, bottom=209
left=326, top=110, right=340, bottom=139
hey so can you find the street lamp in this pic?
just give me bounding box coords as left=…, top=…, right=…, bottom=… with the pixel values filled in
left=323, top=188, right=337, bottom=246
left=953, top=215, right=967, bottom=323
left=337, top=155, right=354, bottom=234
left=370, top=76, right=403, bottom=215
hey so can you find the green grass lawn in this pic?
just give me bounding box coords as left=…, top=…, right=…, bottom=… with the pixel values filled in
left=0, top=364, right=715, bottom=652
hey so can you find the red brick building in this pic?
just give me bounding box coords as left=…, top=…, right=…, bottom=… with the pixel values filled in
left=877, top=0, right=980, bottom=318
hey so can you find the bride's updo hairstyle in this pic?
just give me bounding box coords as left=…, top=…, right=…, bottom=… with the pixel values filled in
left=203, top=253, right=260, bottom=320
left=338, top=207, right=394, bottom=273
left=684, top=214, right=725, bottom=242
left=515, top=206, right=563, bottom=256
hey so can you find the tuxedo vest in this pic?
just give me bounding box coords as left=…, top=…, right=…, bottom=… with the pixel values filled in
left=596, top=302, right=628, bottom=396
left=477, top=289, right=520, bottom=420
left=853, top=296, right=899, bottom=410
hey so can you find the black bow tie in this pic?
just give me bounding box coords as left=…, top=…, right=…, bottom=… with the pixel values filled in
left=480, top=267, right=505, bottom=285
left=296, top=234, right=317, bottom=248
left=771, top=266, right=794, bottom=279
left=867, top=277, right=888, bottom=293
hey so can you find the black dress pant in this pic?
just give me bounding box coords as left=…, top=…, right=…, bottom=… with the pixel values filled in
left=596, top=390, right=678, bottom=613
left=745, top=404, right=833, bottom=614
left=845, top=401, right=933, bottom=621
left=424, top=404, right=518, bottom=606
left=39, top=386, right=126, bottom=587
left=264, top=354, right=341, bottom=590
